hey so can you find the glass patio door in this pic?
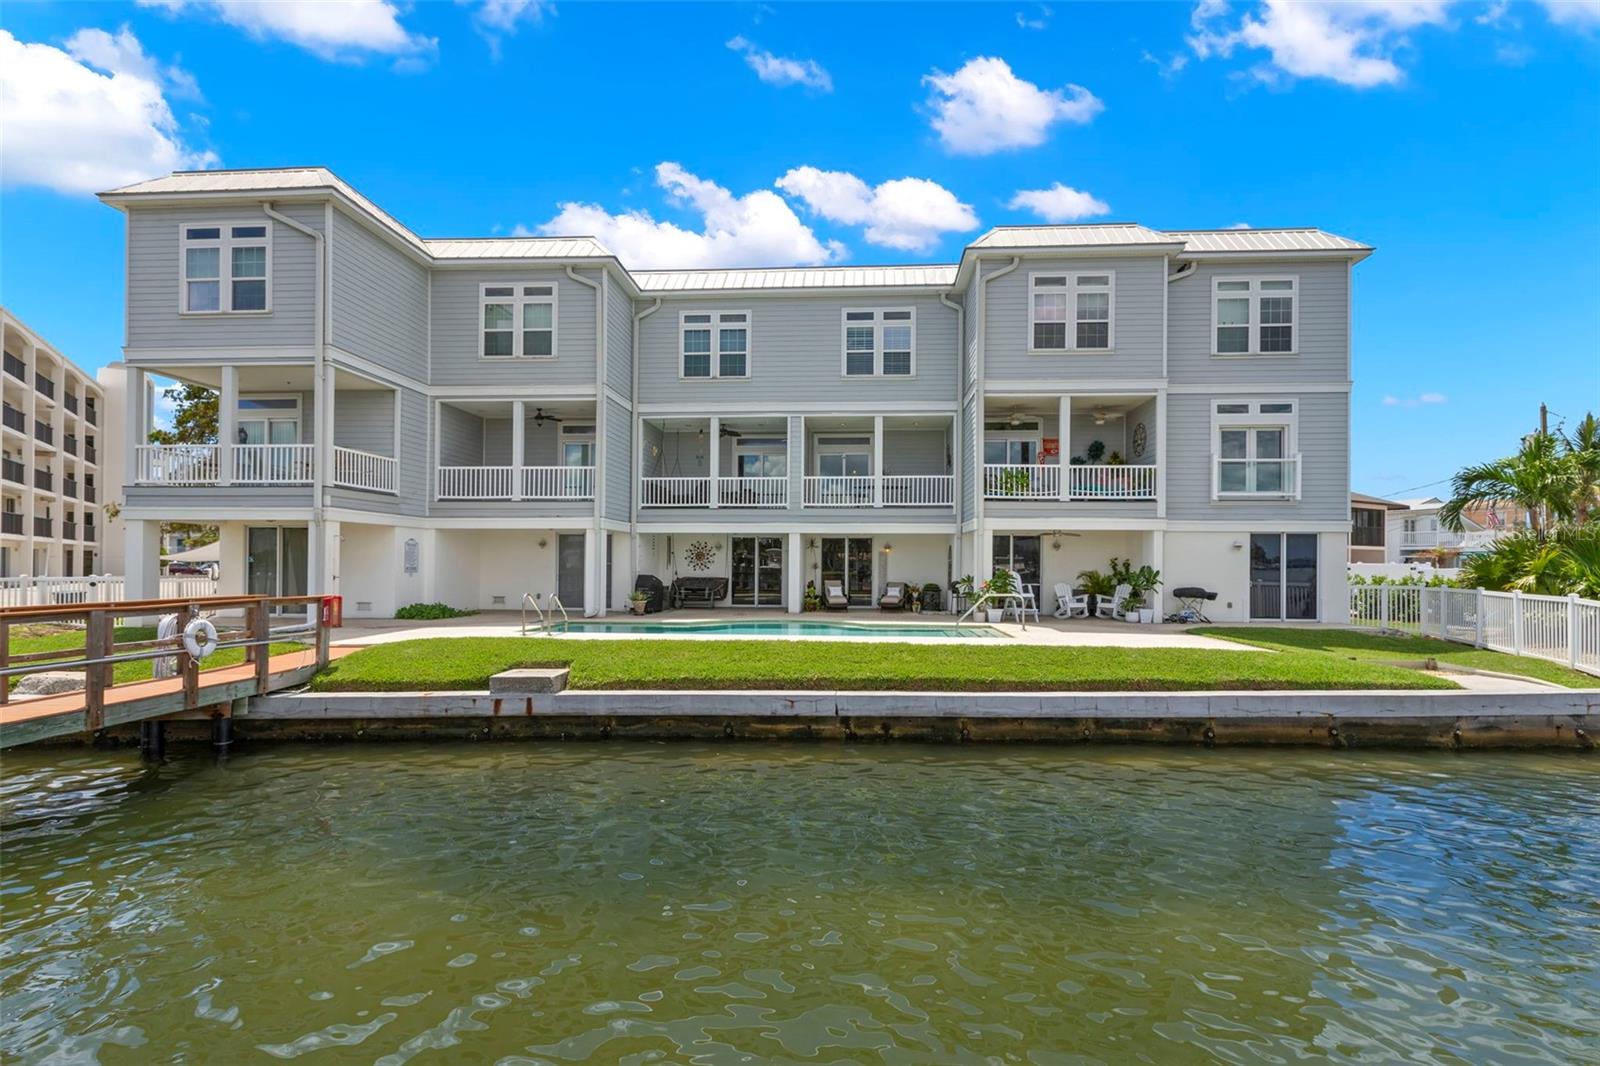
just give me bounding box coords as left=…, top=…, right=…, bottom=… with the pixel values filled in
left=247, top=526, right=309, bottom=613
left=991, top=535, right=1041, bottom=594
left=731, top=536, right=784, bottom=606
left=820, top=537, right=874, bottom=605
left=1249, top=533, right=1318, bottom=621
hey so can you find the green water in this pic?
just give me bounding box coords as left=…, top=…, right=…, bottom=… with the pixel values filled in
left=2, top=746, right=1596, bottom=1064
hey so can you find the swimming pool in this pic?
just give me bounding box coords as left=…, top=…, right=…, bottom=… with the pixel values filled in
left=555, top=619, right=1005, bottom=639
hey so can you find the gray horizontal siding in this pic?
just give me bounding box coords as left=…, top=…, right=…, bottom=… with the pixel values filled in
left=127, top=203, right=321, bottom=350
left=1165, top=392, right=1349, bottom=522
left=604, top=396, right=630, bottom=522
left=125, top=485, right=311, bottom=509
left=606, top=276, right=633, bottom=399
left=1168, top=259, right=1349, bottom=385
left=429, top=268, right=598, bottom=388
left=332, top=390, right=393, bottom=455
left=983, top=256, right=1165, bottom=382
left=329, top=208, right=428, bottom=380
left=396, top=387, right=428, bottom=516
left=637, top=295, right=959, bottom=405
left=438, top=404, right=483, bottom=466
left=986, top=500, right=1158, bottom=521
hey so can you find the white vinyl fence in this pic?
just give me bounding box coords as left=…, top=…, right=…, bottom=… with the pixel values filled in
left=1349, top=583, right=1600, bottom=677
left=0, top=575, right=220, bottom=609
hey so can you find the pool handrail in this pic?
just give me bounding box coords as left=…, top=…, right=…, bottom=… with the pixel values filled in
left=957, top=591, right=1027, bottom=630
left=520, top=593, right=547, bottom=635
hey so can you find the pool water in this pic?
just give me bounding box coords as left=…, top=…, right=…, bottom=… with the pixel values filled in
left=2, top=746, right=1595, bottom=1063
left=558, top=619, right=1005, bottom=639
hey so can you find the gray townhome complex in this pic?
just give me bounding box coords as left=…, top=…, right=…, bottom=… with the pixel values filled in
left=98, top=167, right=1368, bottom=622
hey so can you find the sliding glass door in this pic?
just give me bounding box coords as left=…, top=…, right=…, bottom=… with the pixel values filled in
left=731, top=536, right=784, bottom=606
left=820, top=537, right=874, bottom=605
left=246, top=526, right=309, bottom=613
left=1249, top=533, right=1318, bottom=621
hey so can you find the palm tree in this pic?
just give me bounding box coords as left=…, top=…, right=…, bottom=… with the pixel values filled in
left=1439, top=430, right=1576, bottom=540
left=1561, top=413, right=1600, bottom=527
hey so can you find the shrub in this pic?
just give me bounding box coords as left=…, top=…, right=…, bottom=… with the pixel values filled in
left=394, top=602, right=477, bottom=620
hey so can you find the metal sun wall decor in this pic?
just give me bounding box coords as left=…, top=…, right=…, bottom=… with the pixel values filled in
left=684, top=540, right=717, bottom=571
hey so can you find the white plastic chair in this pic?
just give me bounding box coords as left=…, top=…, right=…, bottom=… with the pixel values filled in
left=1005, top=570, right=1039, bottom=623
left=1053, top=583, right=1089, bottom=618
left=1096, top=583, right=1131, bottom=620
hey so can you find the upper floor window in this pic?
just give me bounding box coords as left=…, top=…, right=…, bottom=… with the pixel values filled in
left=681, top=311, right=750, bottom=379
left=182, top=223, right=269, bottom=313
left=481, top=284, right=556, bottom=359
left=1030, top=273, right=1113, bottom=352
left=841, top=308, right=915, bottom=376
left=1213, top=277, right=1296, bottom=355
left=1212, top=399, right=1299, bottom=498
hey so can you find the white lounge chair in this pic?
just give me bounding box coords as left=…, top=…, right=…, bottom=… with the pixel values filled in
left=822, top=580, right=849, bottom=610
left=1097, top=583, right=1131, bottom=620
left=1005, top=570, right=1039, bottom=623
left=1053, top=583, right=1089, bottom=618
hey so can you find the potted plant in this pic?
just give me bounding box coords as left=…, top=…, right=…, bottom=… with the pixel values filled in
left=982, top=569, right=1017, bottom=623
left=1075, top=567, right=1116, bottom=616
left=910, top=582, right=924, bottom=613
left=628, top=590, right=649, bottom=615
left=803, top=581, right=822, bottom=612
left=920, top=582, right=943, bottom=613
left=1128, top=564, right=1161, bottom=623
left=997, top=467, right=1032, bottom=496
left=1121, top=590, right=1144, bottom=623
left=1085, top=440, right=1106, bottom=464
left=952, top=574, right=976, bottom=613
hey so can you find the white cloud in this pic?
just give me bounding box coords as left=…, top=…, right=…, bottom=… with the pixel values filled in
left=1141, top=48, right=1189, bottom=79
left=0, top=28, right=217, bottom=196
left=1188, top=0, right=1453, bottom=88
left=725, top=36, right=832, bottom=91
left=538, top=163, right=844, bottom=270
left=922, top=56, right=1102, bottom=155
left=136, top=0, right=436, bottom=63
left=1383, top=392, right=1448, bottom=407
left=1540, top=0, right=1600, bottom=25
left=1006, top=183, right=1110, bottom=223
left=470, top=0, right=551, bottom=55
left=1015, top=5, right=1052, bottom=30
left=775, top=167, right=979, bottom=251
left=1226, top=221, right=1253, bottom=228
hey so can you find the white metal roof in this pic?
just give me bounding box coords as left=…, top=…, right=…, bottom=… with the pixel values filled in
left=1166, top=228, right=1371, bottom=254
left=633, top=265, right=959, bottom=292
left=425, top=237, right=614, bottom=260
left=970, top=224, right=1176, bottom=249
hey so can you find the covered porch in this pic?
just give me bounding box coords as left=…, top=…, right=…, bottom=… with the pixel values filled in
left=800, top=413, right=954, bottom=508
left=434, top=400, right=596, bottom=502
left=982, top=393, right=1160, bottom=502
left=640, top=415, right=791, bottom=508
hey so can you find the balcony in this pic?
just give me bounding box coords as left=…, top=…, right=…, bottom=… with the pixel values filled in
left=34, top=374, right=54, bottom=401
left=33, top=517, right=51, bottom=538
left=1399, top=528, right=1506, bottom=551
left=3, top=352, right=24, bottom=381
left=83, top=523, right=96, bottom=541
left=65, top=394, right=78, bottom=416
left=63, top=521, right=77, bottom=540
left=1213, top=456, right=1302, bottom=499
left=134, top=443, right=317, bottom=486
left=982, top=463, right=1157, bottom=500
left=84, top=483, right=96, bottom=503
left=85, top=401, right=97, bottom=427
left=84, top=443, right=96, bottom=464
left=332, top=446, right=398, bottom=494
left=64, top=434, right=77, bottom=457
left=437, top=465, right=594, bottom=501
left=1, top=512, right=20, bottom=536
left=34, top=420, right=52, bottom=447
left=2, top=458, right=22, bottom=485
left=233, top=443, right=314, bottom=484
left=2, top=404, right=24, bottom=434
left=33, top=468, right=51, bottom=492
left=63, top=477, right=78, bottom=499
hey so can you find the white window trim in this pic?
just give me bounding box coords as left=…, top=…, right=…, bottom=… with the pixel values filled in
left=678, top=310, right=752, bottom=380
left=1028, top=271, right=1115, bottom=355
left=1210, top=398, right=1300, bottom=500
left=235, top=393, right=302, bottom=444
left=179, top=221, right=272, bottom=315
left=1211, top=275, right=1298, bottom=357
left=478, top=283, right=558, bottom=360
left=839, top=308, right=917, bottom=378
left=812, top=435, right=874, bottom=476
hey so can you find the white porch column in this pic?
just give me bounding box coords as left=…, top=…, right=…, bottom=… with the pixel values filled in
left=1058, top=394, right=1072, bottom=501
left=708, top=416, right=720, bottom=508
left=218, top=365, right=237, bottom=486
left=314, top=519, right=340, bottom=598
left=320, top=362, right=336, bottom=500
left=1150, top=529, right=1165, bottom=618
left=786, top=531, right=802, bottom=614
left=872, top=414, right=884, bottom=507
left=124, top=366, right=146, bottom=481
left=123, top=518, right=160, bottom=601
left=1155, top=390, right=1168, bottom=519
left=511, top=399, right=525, bottom=501
left=582, top=526, right=599, bottom=616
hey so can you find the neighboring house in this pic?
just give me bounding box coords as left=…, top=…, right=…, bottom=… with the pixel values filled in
left=1386, top=496, right=1521, bottom=566
left=0, top=308, right=106, bottom=579
left=1349, top=491, right=1406, bottom=564
left=97, top=168, right=1369, bottom=622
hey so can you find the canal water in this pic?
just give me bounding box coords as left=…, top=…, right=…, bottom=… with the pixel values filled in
left=2, top=745, right=1595, bottom=1064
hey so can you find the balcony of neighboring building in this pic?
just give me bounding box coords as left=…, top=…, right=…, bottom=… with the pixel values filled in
left=432, top=399, right=596, bottom=513
left=981, top=394, right=1161, bottom=517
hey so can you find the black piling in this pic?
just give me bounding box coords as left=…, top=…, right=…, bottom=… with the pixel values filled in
left=211, top=715, right=233, bottom=753
left=139, top=720, right=166, bottom=762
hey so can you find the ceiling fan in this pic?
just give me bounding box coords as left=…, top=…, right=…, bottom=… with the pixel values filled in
left=695, top=425, right=743, bottom=439
left=531, top=407, right=563, bottom=426
left=1089, top=407, right=1126, bottom=425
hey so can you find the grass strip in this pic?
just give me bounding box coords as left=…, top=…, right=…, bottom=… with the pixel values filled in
left=1193, top=627, right=1597, bottom=689
left=307, top=636, right=1460, bottom=693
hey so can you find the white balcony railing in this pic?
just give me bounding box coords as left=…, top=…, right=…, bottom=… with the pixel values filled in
left=804, top=475, right=875, bottom=507
left=1214, top=455, right=1302, bottom=499
left=438, top=465, right=514, bottom=500
left=233, top=443, right=315, bottom=485
left=881, top=474, right=953, bottom=506
left=1066, top=464, right=1157, bottom=500
left=640, top=476, right=711, bottom=507
left=135, top=444, right=218, bottom=485
left=1399, top=528, right=1508, bottom=551
left=523, top=465, right=594, bottom=500
left=718, top=476, right=787, bottom=508
left=332, top=446, right=397, bottom=494
left=983, top=464, right=1059, bottom=499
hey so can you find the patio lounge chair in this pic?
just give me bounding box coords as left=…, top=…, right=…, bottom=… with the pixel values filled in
left=1006, top=570, right=1040, bottom=623
left=822, top=580, right=849, bottom=610
left=878, top=581, right=908, bottom=610
left=1053, top=583, right=1089, bottom=619
left=1096, top=582, right=1132, bottom=620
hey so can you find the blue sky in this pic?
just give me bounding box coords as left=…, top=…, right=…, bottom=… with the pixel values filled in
left=2, top=0, right=1597, bottom=497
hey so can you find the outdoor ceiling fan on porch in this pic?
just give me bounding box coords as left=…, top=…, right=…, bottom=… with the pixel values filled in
left=1090, top=407, right=1125, bottom=425
left=697, top=425, right=742, bottom=439
left=531, top=407, right=562, bottom=426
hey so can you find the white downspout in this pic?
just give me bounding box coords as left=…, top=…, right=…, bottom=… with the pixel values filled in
left=631, top=298, right=661, bottom=587
left=974, top=256, right=1020, bottom=580
left=938, top=290, right=964, bottom=578
left=566, top=266, right=604, bottom=616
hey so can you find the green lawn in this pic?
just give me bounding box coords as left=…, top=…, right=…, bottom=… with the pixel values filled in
left=8, top=625, right=304, bottom=690
left=307, top=636, right=1460, bottom=693
left=1193, top=627, right=1598, bottom=689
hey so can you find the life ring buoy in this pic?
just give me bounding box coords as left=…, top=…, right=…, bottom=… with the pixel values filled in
left=183, top=617, right=219, bottom=660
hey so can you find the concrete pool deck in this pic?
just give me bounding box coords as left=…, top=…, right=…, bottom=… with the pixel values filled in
left=332, top=610, right=1254, bottom=650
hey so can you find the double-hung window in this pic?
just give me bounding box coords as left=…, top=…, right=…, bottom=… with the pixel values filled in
left=1212, top=400, right=1299, bottom=498
left=681, top=311, right=751, bottom=378
left=1213, top=277, right=1296, bottom=355
left=181, top=223, right=270, bottom=313
left=480, top=284, right=556, bottom=358
left=841, top=309, right=915, bottom=376
left=1030, top=273, right=1114, bottom=352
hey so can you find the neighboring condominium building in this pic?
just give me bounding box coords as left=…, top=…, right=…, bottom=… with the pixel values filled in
left=0, top=307, right=106, bottom=579
left=98, top=168, right=1368, bottom=622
